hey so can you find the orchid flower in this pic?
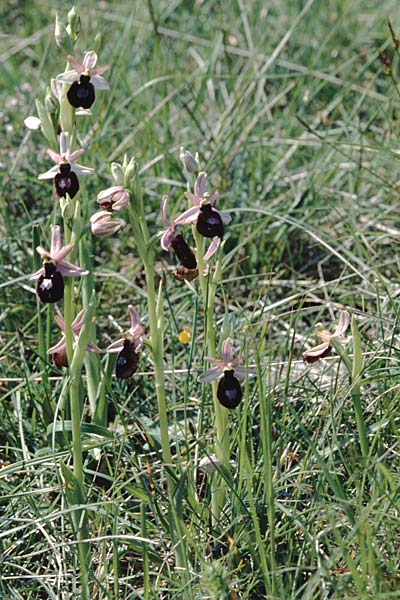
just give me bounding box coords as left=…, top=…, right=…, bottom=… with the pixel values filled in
left=184, top=171, right=231, bottom=240
left=38, top=131, right=94, bottom=198
left=90, top=210, right=123, bottom=237
left=97, top=186, right=130, bottom=211
left=106, top=305, right=144, bottom=378
left=303, top=310, right=351, bottom=364
left=198, top=338, right=255, bottom=409
left=56, top=50, right=109, bottom=109
left=160, top=194, right=220, bottom=274
left=48, top=308, right=101, bottom=368
left=30, top=225, right=88, bottom=303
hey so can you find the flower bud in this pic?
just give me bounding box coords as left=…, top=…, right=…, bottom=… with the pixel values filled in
left=67, top=7, right=81, bottom=44
left=180, top=147, right=198, bottom=173
left=97, top=186, right=130, bottom=211
left=45, top=86, right=58, bottom=114
left=60, top=195, right=75, bottom=221
left=111, top=162, right=124, bottom=186
left=90, top=211, right=123, bottom=237
left=54, top=13, right=74, bottom=54
left=124, top=156, right=137, bottom=188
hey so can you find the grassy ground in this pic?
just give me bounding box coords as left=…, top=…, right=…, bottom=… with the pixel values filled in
left=2, top=0, right=400, bottom=598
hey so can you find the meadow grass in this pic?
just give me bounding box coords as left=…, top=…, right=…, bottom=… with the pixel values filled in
left=2, top=0, right=400, bottom=598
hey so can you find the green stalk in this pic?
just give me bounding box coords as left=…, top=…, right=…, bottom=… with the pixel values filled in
left=127, top=201, right=190, bottom=577
left=67, top=299, right=97, bottom=599
left=350, top=316, right=369, bottom=461
left=194, top=229, right=229, bottom=523
left=331, top=320, right=369, bottom=461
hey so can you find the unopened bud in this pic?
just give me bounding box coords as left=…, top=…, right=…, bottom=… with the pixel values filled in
left=45, top=86, right=58, bottom=114
left=111, top=162, right=124, bottom=186
left=54, top=13, right=74, bottom=54
left=180, top=147, right=198, bottom=173
left=67, top=7, right=81, bottom=44
left=60, top=195, right=74, bottom=221
left=124, top=157, right=137, bottom=188
left=90, top=211, right=123, bottom=237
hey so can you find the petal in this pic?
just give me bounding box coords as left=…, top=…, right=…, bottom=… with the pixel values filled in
left=48, top=335, right=67, bottom=355
left=185, top=191, right=201, bottom=206
left=302, top=341, right=331, bottom=363
left=198, top=366, right=223, bottom=383
left=54, top=315, right=66, bottom=332
left=46, top=149, right=61, bottom=164
left=38, top=165, right=60, bottom=179
left=50, top=78, right=62, bottom=100
left=56, top=71, right=81, bottom=84
left=71, top=163, right=94, bottom=176
left=233, top=366, right=257, bottom=380
left=30, top=267, right=45, bottom=281
left=66, top=55, right=85, bottom=72
left=160, top=226, right=175, bottom=250
left=71, top=308, right=87, bottom=333
left=90, top=64, right=109, bottom=76
left=87, top=341, right=102, bottom=353
left=221, top=338, right=233, bottom=364
left=332, top=310, right=350, bottom=338
left=112, top=191, right=130, bottom=211
left=208, top=191, right=219, bottom=205
left=83, top=51, right=98, bottom=71
left=52, top=242, right=74, bottom=262
left=35, top=246, right=51, bottom=259
left=106, top=339, right=125, bottom=353
left=219, top=210, right=231, bottom=224
left=91, top=75, right=110, bottom=90
left=194, top=172, right=207, bottom=198
left=203, top=236, right=220, bottom=261
left=97, top=186, right=125, bottom=201
left=56, top=260, right=89, bottom=278
left=161, top=194, right=169, bottom=225
left=68, top=149, right=85, bottom=163
left=50, top=226, right=63, bottom=257
left=174, top=206, right=200, bottom=225
left=24, top=116, right=41, bottom=130
left=128, top=305, right=141, bottom=332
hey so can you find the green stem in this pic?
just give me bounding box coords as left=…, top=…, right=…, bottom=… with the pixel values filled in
left=194, top=229, right=229, bottom=523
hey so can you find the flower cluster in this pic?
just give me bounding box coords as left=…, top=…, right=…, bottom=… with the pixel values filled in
left=160, top=172, right=230, bottom=279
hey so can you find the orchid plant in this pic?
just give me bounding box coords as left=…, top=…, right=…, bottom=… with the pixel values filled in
left=26, top=6, right=254, bottom=596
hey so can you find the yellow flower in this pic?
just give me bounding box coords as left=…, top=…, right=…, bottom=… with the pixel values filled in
left=178, top=326, right=191, bottom=344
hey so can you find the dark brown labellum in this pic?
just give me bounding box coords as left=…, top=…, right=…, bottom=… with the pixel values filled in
left=217, top=370, right=242, bottom=409
left=53, top=349, right=68, bottom=368
left=36, top=262, right=64, bottom=304
left=196, top=204, right=224, bottom=239
left=171, top=234, right=197, bottom=269
left=67, top=74, right=95, bottom=109
left=55, top=163, right=79, bottom=198
left=116, top=339, right=140, bottom=379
